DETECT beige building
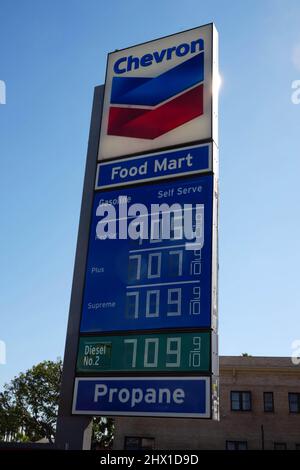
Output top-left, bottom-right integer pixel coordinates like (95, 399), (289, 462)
(113, 356), (300, 450)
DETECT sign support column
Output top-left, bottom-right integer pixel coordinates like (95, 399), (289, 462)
(55, 86), (104, 450)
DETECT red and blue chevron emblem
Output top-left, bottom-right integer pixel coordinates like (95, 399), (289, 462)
(107, 53), (204, 140)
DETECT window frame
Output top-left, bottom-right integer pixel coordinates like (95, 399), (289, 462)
(124, 436), (155, 450)
(288, 393), (300, 414)
(263, 391), (274, 413)
(274, 442), (287, 450)
(226, 440), (248, 450)
(230, 391), (252, 412)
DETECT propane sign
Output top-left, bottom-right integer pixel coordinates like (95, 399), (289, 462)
(73, 377), (211, 417)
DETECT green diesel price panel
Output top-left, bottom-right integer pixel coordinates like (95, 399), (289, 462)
(77, 331), (210, 373)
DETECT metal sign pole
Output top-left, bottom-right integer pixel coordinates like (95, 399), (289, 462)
(55, 85), (104, 450)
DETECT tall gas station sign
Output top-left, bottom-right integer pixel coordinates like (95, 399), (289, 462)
(57, 23), (219, 445)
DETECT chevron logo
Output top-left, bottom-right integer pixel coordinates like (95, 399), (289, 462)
(107, 52), (204, 140)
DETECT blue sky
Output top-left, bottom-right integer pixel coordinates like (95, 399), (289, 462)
(0, 0), (300, 388)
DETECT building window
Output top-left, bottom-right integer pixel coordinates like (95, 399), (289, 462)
(124, 436), (155, 450)
(289, 393), (300, 413)
(231, 391), (252, 411)
(295, 444), (300, 450)
(274, 442), (287, 450)
(226, 441), (248, 450)
(264, 392), (274, 412)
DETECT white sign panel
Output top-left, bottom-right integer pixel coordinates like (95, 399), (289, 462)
(98, 23), (218, 161)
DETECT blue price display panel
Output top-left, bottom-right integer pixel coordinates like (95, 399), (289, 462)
(80, 175), (213, 333)
(72, 377), (210, 417)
